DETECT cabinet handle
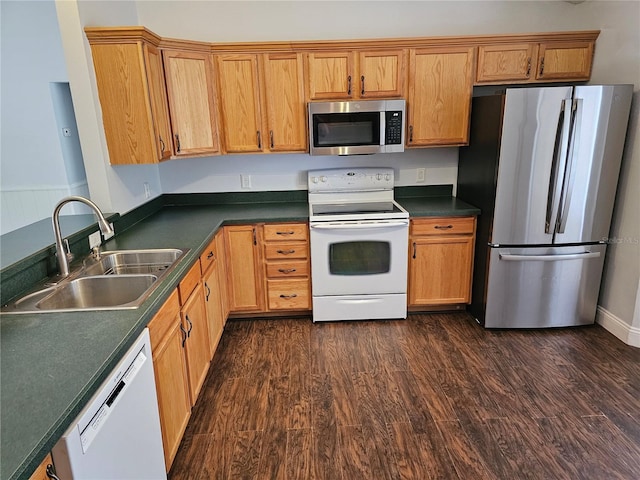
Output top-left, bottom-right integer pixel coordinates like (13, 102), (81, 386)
(270, 130), (274, 149)
(252, 227), (257, 245)
(207, 251), (215, 259)
(159, 136), (166, 152)
(526, 57), (532, 77)
(409, 125), (413, 143)
(361, 75), (365, 96)
(46, 465), (61, 480)
(205, 281), (211, 301)
(347, 75), (352, 95)
(276, 231), (295, 235)
(180, 323), (188, 347)
(434, 225), (454, 230)
(412, 242), (417, 259)
(185, 315), (193, 337)
(277, 249), (296, 255)
(278, 268), (297, 274)
(280, 293), (298, 299)
(539, 57), (545, 76)
(257, 131), (262, 149)
(175, 133), (181, 152)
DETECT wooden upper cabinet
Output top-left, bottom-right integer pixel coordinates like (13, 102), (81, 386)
(216, 54), (263, 153)
(306, 51), (355, 100)
(407, 47), (474, 147)
(163, 50), (220, 156)
(87, 33), (171, 164)
(261, 53), (307, 152)
(358, 50), (405, 98)
(536, 41), (593, 81)
(476, 40), (595, 84)
(476, 43), (538, 83)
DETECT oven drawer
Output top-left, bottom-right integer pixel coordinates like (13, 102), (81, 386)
(265, 260), (310, 278)
(263, 223), (308, 241)
(267, 279), (311, 310)
(264, 241), (309, 260)
(411, 216), (475, 236)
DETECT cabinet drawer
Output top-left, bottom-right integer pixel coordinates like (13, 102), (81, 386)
(148, 289), (181, 350)
(199, 236), (218, 274)
(411, 216), (475, 236)
(264, 241), (308, 260)
(267, 279), (311, 310)
(265, 260), (309, 278)
(263, 223), (308, 241)
(178, 262), (201, 304)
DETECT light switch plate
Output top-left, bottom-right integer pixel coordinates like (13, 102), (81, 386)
(88, 231), (102, 249)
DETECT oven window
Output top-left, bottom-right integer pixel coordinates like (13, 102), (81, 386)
(329, 241), (390, 275)
(313, 113), (380, 147)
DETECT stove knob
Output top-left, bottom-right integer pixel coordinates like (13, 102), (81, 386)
(311, 176), (319, 184)
(320, 176), (327, 183)
(385, 174), (391, 181)
(376, 174), (382, 180)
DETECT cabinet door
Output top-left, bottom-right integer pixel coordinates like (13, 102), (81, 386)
(358, 50), (405, 98)
(163, 50), (220, 156)
(476, 43), (538, 84)
(144, 44), (173, 160)
(181, 284), (211, 402)
(216, 54), (263, 153)
(536, 41), (593, 81)
(261, 53), (307, 152)
(409, 236), (474, 305)
(408, 47), (473, 146)
(148, 290), (191, 472)
(224, 225), (264, 312)
(202, 261), (224, 356)
(306, 51), (355, 100)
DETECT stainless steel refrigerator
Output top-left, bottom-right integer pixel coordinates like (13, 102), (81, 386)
(458, 85), (633, 328)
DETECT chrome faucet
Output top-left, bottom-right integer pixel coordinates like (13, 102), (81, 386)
(52, 196), (114, 277)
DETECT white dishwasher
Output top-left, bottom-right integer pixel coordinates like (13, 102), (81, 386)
(51, 328), (166, 479)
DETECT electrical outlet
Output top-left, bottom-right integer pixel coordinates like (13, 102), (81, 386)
(241, 174), (251, 189)
(88, 231), (102, 249)
(144, 182), (151, 199)
(416, 168), (426, 182)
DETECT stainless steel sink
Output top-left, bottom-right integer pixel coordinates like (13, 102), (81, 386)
(2, 248), (189, 314)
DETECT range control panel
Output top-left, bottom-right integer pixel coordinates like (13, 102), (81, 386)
(308, 167), (395, 193)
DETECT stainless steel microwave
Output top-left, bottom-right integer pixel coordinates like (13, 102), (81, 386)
(308, 99), (406, 156)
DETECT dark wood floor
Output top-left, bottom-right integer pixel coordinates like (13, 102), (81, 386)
(168, 313), (640, 480)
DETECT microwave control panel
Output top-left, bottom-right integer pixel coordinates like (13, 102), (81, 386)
(385, 111), (403, 145)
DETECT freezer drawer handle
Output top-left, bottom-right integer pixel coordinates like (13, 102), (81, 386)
(499, 251), (601, 262)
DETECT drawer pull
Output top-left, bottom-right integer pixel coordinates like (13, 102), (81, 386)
(279, 294), (298, 299)
(434, 225), (454, 230)
(276, 231), (295, 235)
(278, 268), (297, 274)
(207, 251), (215, 259)
(277, 249), (296, 255)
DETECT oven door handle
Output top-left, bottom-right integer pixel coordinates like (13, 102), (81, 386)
(310, 220), (409, 230)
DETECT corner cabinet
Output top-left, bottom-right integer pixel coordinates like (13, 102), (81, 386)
(163, 49), (221, 156)
(86, 28), (172, 164)
(407, 47), (474, 147)
(408, 216), (476, 307)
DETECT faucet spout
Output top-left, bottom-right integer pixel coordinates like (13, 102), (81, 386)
(52, 196), (114, 277)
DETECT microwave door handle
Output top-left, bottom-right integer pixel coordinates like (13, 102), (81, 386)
(380, 112), (385, 146)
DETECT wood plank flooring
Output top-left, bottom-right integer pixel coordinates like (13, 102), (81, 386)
(168, 313), (640, 479)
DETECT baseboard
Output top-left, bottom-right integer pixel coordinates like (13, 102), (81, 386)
(596, 306), (640, 348)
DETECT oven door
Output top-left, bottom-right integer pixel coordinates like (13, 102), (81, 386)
(310, 219), (409, 296)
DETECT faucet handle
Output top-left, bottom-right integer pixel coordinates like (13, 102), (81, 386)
(63, 238), (75, 263)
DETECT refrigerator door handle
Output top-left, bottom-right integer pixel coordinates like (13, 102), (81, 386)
(499, 251), (601, 262)
(556, 98), (582, 234)
(545, 99), (572, 234)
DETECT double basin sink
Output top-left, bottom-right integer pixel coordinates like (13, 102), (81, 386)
(3, 248), (188, 314)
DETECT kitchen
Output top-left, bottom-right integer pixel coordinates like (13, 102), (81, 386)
(1, 1), (639, 479)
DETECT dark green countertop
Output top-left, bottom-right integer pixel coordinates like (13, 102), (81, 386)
(0, 190), (478, 480)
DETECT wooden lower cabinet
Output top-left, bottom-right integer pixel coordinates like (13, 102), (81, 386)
(180, 281), (211, 401)
(408, 216), (476, 307)
(224, 225), (264, 312)
(200, 233), (225, 356)
(148, 289), (191, 472)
